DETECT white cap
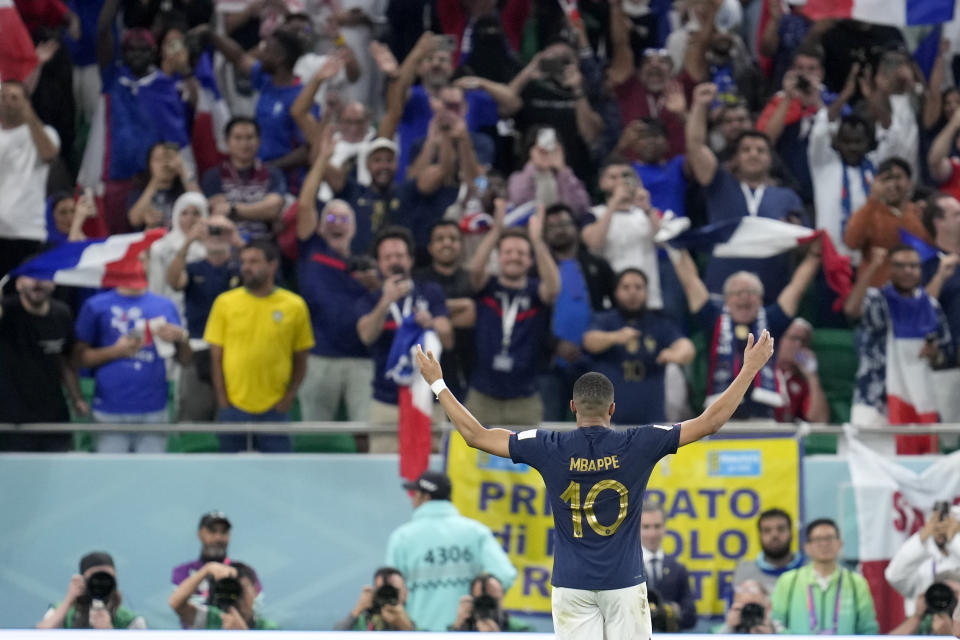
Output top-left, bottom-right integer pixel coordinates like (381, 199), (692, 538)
(367, 137), (398, 155)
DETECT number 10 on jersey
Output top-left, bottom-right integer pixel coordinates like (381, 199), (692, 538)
(560, 479), (629, 537)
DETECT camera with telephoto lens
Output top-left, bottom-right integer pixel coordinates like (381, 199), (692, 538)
(85, 571), (117, 601)
(370, 583), (399, 615)
(924, 582), (958, 615)
(471, 594), (500, 622)
(734, 602), (767, 633)
(208, 225), (224, 236)
(208, 577), (243, 612)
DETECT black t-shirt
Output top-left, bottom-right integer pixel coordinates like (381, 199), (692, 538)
(0, 296), (75, 422)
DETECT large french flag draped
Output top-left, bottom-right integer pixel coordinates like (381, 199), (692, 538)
(8, 229), (165, 288)
(846, 429), (960, 632)
(663, 216), (853, 309)
(0, 0), (37, 82)
(385, 316), (442, 483)
(803, 0), (956, 25)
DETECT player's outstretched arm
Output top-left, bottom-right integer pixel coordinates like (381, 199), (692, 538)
(678, 331), (775, 447)
(415, 346), (512, 458)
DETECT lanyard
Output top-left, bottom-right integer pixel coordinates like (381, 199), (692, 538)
(740, 183), (766, 217)
(388, 296), (413, 326)
(840, 163), (873, 233)
(807, 571), (843, 634)
(496, 291), (524, 353)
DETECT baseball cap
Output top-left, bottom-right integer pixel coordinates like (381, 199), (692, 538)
(367, 137), (398, 156)
(402, 471), (452, 500)
(79, 551), (115, 574)
(198, 511), (232, 530)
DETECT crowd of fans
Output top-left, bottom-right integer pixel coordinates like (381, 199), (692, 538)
(2, 2), (960, 450)
(33, 477), (960, 633)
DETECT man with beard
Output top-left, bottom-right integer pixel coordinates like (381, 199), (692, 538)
(732, 508), (805, 595)
(204, 241), (314, 452)
(414, 221), (476, 401)
(465, 201), (560, 426)
(170, 512), (262, 610)
(886, 505), (960, 617)
(0, 275), (87, 451)
(539, 204), (615, 421)
(583, 269), (693, 425)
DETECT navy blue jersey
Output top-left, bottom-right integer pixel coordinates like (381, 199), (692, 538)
(508, 424), (681, 590)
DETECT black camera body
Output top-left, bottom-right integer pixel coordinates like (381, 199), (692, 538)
(795, 75), (811, 93)
(924, 582), (958, 615)
(208, 577), (243, 612)
(734, 602), (767, 633)
(85, 571), (117, 601)
(371, 583), (399, 615)
(471, 594), (500, 621)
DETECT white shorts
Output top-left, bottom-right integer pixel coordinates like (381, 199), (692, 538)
(552, 582), (652, 640)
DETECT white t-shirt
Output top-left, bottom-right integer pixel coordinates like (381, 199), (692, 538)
(0, 123), (60, 241)
(590, 204), (663, 309)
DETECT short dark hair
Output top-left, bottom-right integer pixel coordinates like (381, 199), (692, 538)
(793, 42), (825, 65)
(572, 372), (615, 416)
(429, 219), (461, 240)
(373, 225), (415, 259)
(373, 566), (403, 585)
(637, 117), (668, 138)
(804, 518), (840, 541)
(544, 202), (575, 220)
(497, 226), (534, 250)
(877, 156), (912, 179)
(888, 243), (919, 262)
(229, 562), (259, 588)
(616, 268), (648, 288)
(242, 239), (279, 263)
(270, 29), (305, 69)
(837, 114), (875, 148)
(600, 153), (631, 173)
(923, 192), (957, 238)
(733, 130), (771, 154)
(758, 508), (792, 530)
(470, 573), (502, 593)
(225, 116), (259, 138)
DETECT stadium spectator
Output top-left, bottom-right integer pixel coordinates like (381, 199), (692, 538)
(624, 118), (688, 221)
(385, 471), (517, 632)
(200, 117), (287, 242)
(379, 31), (517, 180)
(204, 240), (314, 452)
(450, 574), (534, 632)
(75, 271), (191, 453)
(732, 508), (805, 595)
(686, 82), (805, 305)
(201, 25), (310, 184)
(583, 268), (694, 426)
(713, 101), (755, 162)
(467, 202), (560, 426)
(540, 203), (616, 420)
(128, 142), (201, 230)
(860, 48), (921, 179)
(356, 226), (452, 452)
(582, 157), (662, 310)
(507, 126), (591, 219)
(78, 0), (192, 235)
(928, 107), (960, 205)
(758, 0), (813, 89)
(45, 191), (99, 246)
(0, 275), (86, 452)
(844, 158), (931, 288)
(414, 220), (476, 402)
(334, 567), (415, 631)
(774, 319), (830, 423)
(844, 245), (953, 452)
(670, 242), (820, 419)
(147, 193), (211, 310)
(166, 213), (242, 422)
(716, 579), (778, 634)
(888, 573), (960, 636)
(170, 561), (277, 630)
(0, 80), (60, 277)
(37, 552), (146, 629)
(171, 512), (247, 603)
(923, 193), (960, 354)
(886, 505), (960, 617)
(771, 518), (878, 634)
(295, 143), (374, 431)
(640, 500), (697, 630)
(509, 37), (604, 183)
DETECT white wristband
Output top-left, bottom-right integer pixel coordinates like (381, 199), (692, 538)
(430, 379), (448, 398)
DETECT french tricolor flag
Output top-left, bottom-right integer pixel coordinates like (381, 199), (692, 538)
(661, 216), (853, 309)
(8, 229), (166, 288)
(386, 317), (442, 483)
(803, 0), (956, 25)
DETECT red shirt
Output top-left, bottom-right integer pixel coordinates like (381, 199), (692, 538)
(614, 73), (694, 159)
(775, 367), (810, 422)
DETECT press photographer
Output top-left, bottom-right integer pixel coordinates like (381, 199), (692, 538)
(450, 574), (532, 632)
(717, 579), (778, 634)
(890, 575), (960, 636)
(169, 561), (277, 629)
(334, 567), (415, 631)
(36, 551), (146, 629)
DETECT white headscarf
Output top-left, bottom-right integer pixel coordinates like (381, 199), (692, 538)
(147, 192), (209, 303)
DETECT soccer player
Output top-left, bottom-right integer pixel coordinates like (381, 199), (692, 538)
(414, 330), (775, 639)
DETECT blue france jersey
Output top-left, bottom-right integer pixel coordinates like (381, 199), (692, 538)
(508, 424), (680, 590)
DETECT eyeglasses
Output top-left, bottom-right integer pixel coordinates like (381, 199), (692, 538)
(325, 214), (351, 224)
(808, 535), (838, 544)
(890, 262), (921, 269)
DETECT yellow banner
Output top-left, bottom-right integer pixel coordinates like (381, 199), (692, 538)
(446, 432), (800, 615)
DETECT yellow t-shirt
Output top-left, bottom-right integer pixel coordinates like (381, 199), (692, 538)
(204, 287), (315, 413)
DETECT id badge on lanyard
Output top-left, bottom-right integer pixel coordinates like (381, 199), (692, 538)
(740, 183), (766, 217)
(493, 291), (524, 372)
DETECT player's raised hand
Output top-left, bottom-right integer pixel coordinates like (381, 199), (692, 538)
(416, 345), (443, 384)
(743, 330), (774, 374)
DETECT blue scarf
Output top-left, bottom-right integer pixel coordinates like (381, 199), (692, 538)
(840, 160), (874, 234)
